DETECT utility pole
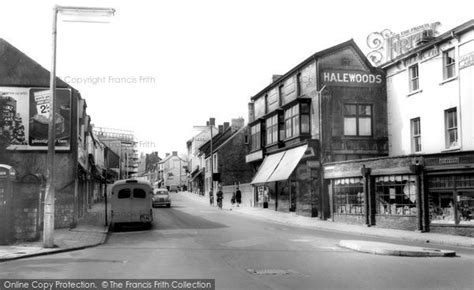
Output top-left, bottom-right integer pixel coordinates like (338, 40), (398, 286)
(209, 118), (214, 202)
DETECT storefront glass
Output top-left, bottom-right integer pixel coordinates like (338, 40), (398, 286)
(375, 175), (417, 216)
(428, 175), (474, 225)
(333, 178), (364, 215)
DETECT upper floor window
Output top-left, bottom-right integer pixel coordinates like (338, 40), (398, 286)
(284, 102), (310, 139)
(344, 104), (372, 136)
(443, 48), (456, 80)
(250, 124), (261, 151)
(266, 115), (278, 145)
(409, 64), (419, 92)
(445, 108), (458, 148)
(410, 117), (421, 153)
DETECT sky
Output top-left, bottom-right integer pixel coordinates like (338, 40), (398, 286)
(0, 0), (472, 157)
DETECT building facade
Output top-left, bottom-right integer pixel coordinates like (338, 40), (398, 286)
(323, 20), (474, 236)
(246, 39), (388, 218)
(159, 151), (186, 190)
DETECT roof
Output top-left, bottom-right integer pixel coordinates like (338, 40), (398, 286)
(251, 39), (376, 101)
(198, 126), (234, 157)
(382, 19), (474, 68)
(0, 38), (72, 89)
(111, 179), (153, 187)
(213, 125), (248, 152)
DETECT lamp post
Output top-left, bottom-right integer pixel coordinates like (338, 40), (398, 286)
(44, 5), (115, 248)
(209, 118), (214, 203)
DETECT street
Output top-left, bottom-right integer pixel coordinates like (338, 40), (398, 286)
(1, 192), (474, 290)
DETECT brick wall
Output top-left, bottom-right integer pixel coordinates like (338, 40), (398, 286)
(430, 226), (474, 237)
(375, 215), (418, 231)
(333, 214), (365, 225)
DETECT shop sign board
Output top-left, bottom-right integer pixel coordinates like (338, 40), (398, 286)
(0, 87), (71, 151)
(322, 70), (383, 87)
(459, 51), (474, 70)
(366, 22), (441, 65)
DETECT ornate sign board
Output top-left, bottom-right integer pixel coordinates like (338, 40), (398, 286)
(366, 22), (442, 66)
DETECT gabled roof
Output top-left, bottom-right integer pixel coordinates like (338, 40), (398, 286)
(214, 125), (248, 152)
(251, 39), (376, 101)
(0, 38), (71, 88)
(382, 19), (474, 68)
(198, 127), (234, 157)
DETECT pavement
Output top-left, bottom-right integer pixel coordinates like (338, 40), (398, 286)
(1, 191), (473, 261)
(0, 201), (109, 262)
(180, 191), (474, 256)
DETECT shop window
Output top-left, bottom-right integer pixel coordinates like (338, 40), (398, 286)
(333, 178), (364, 215)
(375, 175), (417, 216)
(409, 64), (419, 92)
(410, 117), (422, 153)
(250, 123), (261, 151)
(443, 48), (456, 80)
(445, 108), (458, 148)
(344, 104), (372, 136)
(265, 115), (278, 145)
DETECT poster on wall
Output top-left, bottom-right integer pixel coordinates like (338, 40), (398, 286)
(0, 87), (71, 151)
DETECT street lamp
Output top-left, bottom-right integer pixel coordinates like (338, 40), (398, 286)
(44, 5), (115, 248)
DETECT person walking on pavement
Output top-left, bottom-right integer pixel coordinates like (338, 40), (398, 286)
(216, 186), (223, 210)
(209, 190), (214, 206)
(235, 186), (242, 207)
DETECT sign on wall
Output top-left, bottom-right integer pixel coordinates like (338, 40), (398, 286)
(0, 87), (71, 151)
(321, 70), (383, 86)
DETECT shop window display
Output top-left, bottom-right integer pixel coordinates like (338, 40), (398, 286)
(375, 175), (417, 216)
(333, 178), (364, 215)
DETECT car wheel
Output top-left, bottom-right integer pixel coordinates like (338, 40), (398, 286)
(167, 204), (171, 208)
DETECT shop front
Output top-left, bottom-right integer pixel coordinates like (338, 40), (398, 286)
(250, 143), (319, 217)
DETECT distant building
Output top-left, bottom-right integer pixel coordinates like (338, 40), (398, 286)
(159, 151), (186, 190)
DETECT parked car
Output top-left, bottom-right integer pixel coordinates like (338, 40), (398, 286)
(153, 188), (171, 208)
(110, 179), (153, 229)
(168, 185), (179, 193)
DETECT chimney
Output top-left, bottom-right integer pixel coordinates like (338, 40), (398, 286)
(231, 117), (245, 131)
(218, 125), (223, 134)
(172, 151), (177, 156)
(272, 74), (283, 83)
(206, 121), (209, 126)
(166, 153), (170, 157)
(209, 118), (215, 126)
(223, 122), (230, 131)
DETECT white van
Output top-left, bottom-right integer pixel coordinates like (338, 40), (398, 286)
(110, 179), (153, 229)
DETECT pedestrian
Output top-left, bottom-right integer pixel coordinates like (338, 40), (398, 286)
(209, 191), (214, 206)
(216, 186), (223, 210)
(231, 191), (236, 209)
(235, 186), (242, 207)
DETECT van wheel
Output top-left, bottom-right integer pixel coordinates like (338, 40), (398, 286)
(112, 223), (121, 232)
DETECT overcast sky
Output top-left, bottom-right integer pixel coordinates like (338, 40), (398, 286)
(1, 0), (472, 157)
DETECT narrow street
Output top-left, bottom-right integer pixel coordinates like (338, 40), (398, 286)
(2, 192), (474, 289)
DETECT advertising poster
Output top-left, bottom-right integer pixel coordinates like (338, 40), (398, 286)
(0, 87), (71, 151)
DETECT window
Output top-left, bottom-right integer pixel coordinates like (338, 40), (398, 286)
(443, 48), (456, 80)
(375, 175), (417, 216)
(244, 134), (249, 144)
(300, 103), (310, 133)
(118, 188), (131, 199)
(266, 88), (279, 112)
(266, 115), (278, 145)
(409, 64), (419, 92)
(333, 178), (364, 215)
(411, 118), (421, 153)
(445, 108), (458, 148)
(133, 188), (147, 198)
(213, 153), (218, 173)
(285, 104), (300, 139)
(344, 104), (372, 136)
(250, 124), (261, 151)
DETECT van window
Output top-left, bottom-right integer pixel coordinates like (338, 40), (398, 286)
(133, 188), (147, 198)
(118, 188), (131, 199)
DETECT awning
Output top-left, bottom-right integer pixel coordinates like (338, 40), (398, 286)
(266, 145), (307, 183)
(250, 144), (308, 184)
(250, 151), (285, 184)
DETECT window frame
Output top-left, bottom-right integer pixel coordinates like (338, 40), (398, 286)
(265, 114), (279, 146)
(250, 123), (261, 151)
(408, 64), (419, 92)
(375, 175), (417, 216)
(343, 103), (373, 137)
(443, 48), (456, 80)
(410, 117), (422, 153)
(445, 108), (458, 149)
(284, 102), (310, 140)
(333, 178), (365, 215)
